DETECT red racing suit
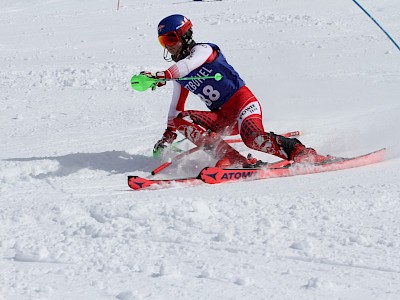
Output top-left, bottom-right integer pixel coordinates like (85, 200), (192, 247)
(163, 43), (300, 163)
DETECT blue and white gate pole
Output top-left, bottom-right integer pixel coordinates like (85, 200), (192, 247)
(352, 0), (400, 52)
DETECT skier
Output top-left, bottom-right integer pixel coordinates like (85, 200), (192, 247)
(141, 14), (326, 168)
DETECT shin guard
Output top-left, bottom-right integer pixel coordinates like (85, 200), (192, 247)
(240, 118), (302, 160)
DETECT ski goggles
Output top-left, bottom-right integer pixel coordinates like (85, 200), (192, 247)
(158, 32), (180, 48)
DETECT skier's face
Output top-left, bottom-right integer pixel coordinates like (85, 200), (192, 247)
(166, 41), (182, 56)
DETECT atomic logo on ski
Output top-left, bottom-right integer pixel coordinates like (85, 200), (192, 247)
(204, 172), (218, 180)
(200, 167), (260, 184)
(221, 171), (257, 180)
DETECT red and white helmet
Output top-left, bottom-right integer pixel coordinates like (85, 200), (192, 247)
(157, 14), (193, 48)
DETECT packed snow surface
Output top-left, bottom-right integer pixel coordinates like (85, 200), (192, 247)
(1, 0), (400, 299)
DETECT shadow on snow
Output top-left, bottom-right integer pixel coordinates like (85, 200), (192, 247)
(5, 151), (158, 178)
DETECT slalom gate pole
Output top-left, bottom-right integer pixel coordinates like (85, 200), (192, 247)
(150, 130), (302, 175)
(351, 0), (400, 52)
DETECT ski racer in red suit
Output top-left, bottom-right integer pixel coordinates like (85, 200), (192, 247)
(141, 14), (326, 167)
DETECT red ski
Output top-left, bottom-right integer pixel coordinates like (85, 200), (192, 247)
(199, 148), (386, 184)
(128, 148), (385, 190)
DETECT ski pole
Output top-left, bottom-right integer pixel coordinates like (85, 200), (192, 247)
(130, 73), (223, 92)
(221, 130), (302, 144)
(151, 138), (247, 175)
(151, 130), (302, 175)
(151, 146), (201, 175)
(351, 0), (400, 52)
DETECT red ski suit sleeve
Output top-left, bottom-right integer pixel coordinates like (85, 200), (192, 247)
(164, 44), (217, 130)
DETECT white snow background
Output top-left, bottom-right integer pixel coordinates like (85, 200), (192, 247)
(1, 0), (400, 299)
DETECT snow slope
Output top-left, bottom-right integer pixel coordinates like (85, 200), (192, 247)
(1, 0), (400, 299)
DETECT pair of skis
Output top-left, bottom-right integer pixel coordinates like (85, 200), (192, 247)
(128, 149), (385, 190)
(127, 131), (386, 191)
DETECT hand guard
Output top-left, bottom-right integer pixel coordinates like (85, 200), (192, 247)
(139, 71), (167, 91)
(153, 128), (177, 157)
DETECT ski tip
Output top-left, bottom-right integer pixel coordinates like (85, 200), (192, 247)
(374, 148), (387, 161)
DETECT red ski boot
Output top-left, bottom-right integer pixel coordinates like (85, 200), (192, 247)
(215, 155), (248, 168)
(290, 144), (328, 164)
(216, 153), (267, 169)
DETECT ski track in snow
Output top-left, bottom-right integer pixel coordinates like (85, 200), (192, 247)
(1, 0), (400, 299)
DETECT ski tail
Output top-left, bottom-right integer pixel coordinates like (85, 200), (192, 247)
(128, 175), (201, 190)
(128, 176), (159, 190)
